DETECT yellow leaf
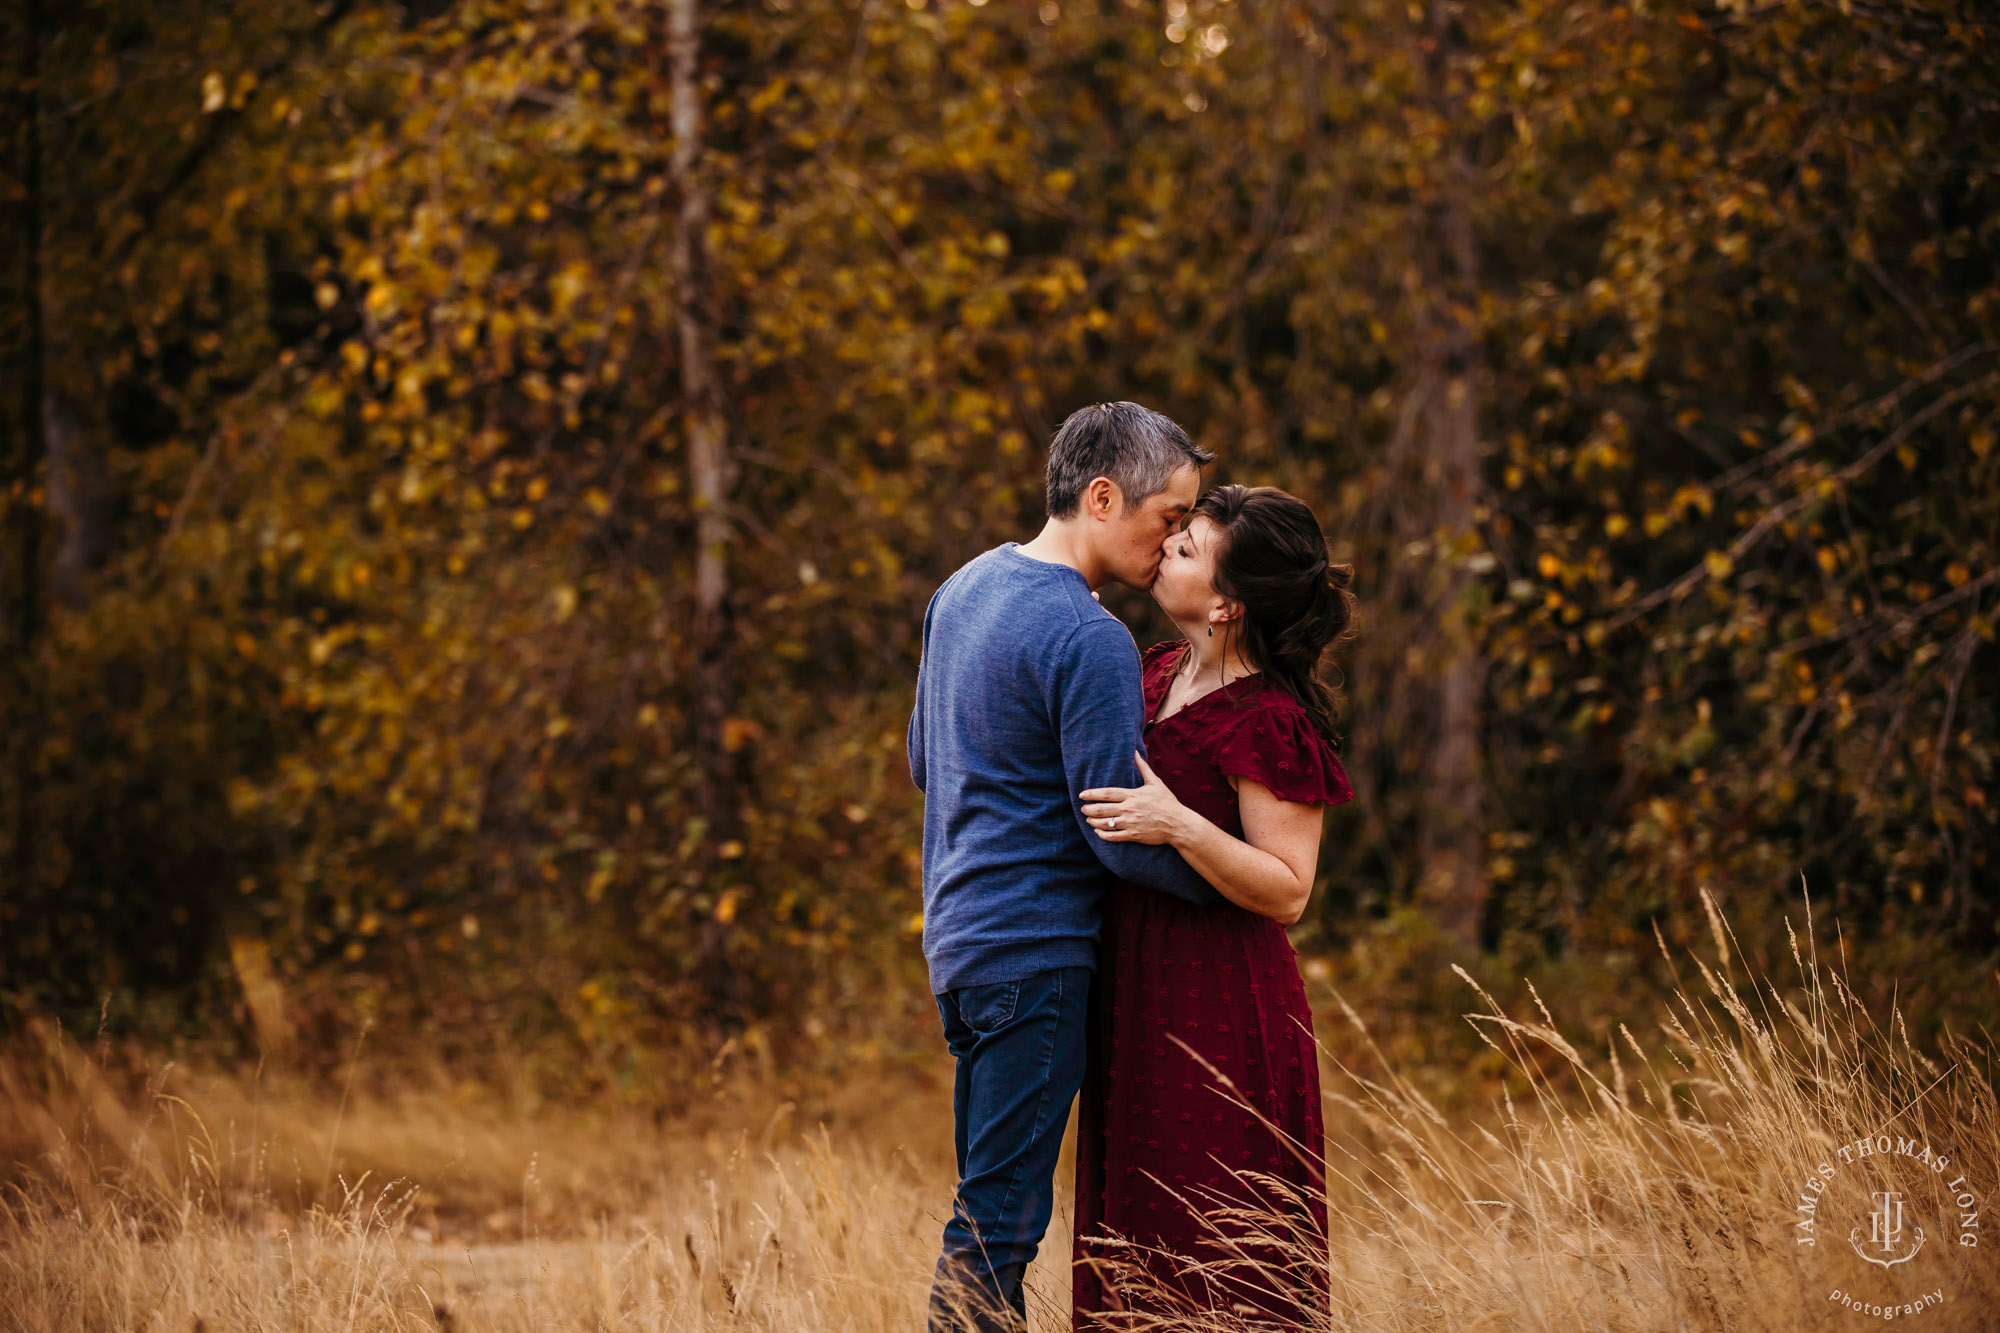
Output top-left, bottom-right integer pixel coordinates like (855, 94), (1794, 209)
(1671, 483), (1714, 517)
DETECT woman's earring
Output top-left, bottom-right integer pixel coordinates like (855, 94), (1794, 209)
(1207, 623), (1213, 637)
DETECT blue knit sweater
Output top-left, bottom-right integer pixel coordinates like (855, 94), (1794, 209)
(907, 543), (1222, 994)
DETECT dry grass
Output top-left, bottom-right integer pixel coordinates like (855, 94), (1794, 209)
(4, 890), (1997, 1331)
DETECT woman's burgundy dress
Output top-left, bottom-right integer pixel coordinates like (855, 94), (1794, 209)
(1073, 639), (1353, 1329)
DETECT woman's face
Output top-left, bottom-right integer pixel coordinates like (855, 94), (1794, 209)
(1152, 513), (1227, 628)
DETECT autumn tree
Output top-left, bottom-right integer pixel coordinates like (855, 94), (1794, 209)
(3, 0), (1993, 1067)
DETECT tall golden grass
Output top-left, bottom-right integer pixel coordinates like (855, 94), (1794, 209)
(3, 890), (1995, 1331)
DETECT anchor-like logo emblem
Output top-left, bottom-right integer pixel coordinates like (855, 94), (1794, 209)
(1849, 1189), (1926, 1268)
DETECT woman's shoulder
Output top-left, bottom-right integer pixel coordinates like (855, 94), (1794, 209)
(1215, 682), (1323, 746)
(1243, 676), (1316, 721)
(1214, 682), (1353, 806)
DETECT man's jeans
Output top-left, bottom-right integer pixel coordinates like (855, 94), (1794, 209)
(927, 964), (1091, 1333)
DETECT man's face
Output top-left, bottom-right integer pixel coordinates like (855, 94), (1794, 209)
(1092, 464), (1202, 591)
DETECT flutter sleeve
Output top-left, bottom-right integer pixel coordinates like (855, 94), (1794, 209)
(1212, 697), (1356, 808)
(1138, 638), (1186, 713)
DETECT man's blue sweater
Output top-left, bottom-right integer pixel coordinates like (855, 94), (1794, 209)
(907, 543), (1223, 994)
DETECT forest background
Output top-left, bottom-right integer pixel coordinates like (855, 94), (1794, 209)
(2, 0), (1996, 1106)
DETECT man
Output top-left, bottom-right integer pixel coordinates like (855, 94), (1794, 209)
(908, 401), (1224, 1333)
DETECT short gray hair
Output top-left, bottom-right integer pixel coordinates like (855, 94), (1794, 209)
(1044, 402), (1213, 518)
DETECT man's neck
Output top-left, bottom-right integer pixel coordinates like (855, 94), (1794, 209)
(1014, 519), (1106, 589)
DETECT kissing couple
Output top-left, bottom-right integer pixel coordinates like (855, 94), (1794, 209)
(908, 402), (1358, 1331)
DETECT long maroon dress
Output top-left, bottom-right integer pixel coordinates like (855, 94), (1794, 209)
(1073, 639), (1353, 1329)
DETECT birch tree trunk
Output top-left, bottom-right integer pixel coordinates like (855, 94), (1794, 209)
(669, 0), (739, 852)
(668, 0), (750, 1024)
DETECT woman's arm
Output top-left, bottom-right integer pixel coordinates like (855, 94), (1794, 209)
(1081, 754), (1323, 924)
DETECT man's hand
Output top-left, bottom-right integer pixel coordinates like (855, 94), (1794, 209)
(1080, 752), (1189, 846)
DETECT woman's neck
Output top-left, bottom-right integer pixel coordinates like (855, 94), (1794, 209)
(1175, 619), (1254, 691)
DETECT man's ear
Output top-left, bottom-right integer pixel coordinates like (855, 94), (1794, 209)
(1082, 475), (1120, 520)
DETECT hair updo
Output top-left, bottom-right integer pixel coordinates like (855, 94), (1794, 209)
(1191, 484), (1359, 740)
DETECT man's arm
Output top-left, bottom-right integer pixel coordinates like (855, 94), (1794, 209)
(1054, 621), (1224, 905)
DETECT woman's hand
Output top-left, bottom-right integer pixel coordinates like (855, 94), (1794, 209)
(1081, 752), (1190, 846)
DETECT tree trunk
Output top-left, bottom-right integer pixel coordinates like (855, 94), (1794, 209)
(10, 0), (48, 896)
(670, 0), (737, 847)
(46, 393), (108, 609)
(1407, 0), (1486, 947)
(669, 0), (746, 1019)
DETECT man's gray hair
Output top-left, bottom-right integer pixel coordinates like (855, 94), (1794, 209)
(1044, 402), (1213, 518)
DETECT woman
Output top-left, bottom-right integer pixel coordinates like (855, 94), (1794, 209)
(1071, 484), (1357, 1328)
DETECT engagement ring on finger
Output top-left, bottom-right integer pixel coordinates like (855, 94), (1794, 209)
(1108, 818), (1118, 830)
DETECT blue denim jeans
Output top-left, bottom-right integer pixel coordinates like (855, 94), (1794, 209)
(927, 964), (1092, 1333)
